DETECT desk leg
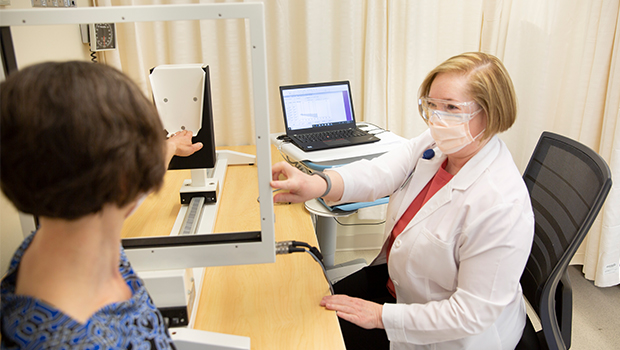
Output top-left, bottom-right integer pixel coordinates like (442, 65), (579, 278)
(315, 216), (337, 268)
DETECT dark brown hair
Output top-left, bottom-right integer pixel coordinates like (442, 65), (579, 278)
(1, 61), (166, 220)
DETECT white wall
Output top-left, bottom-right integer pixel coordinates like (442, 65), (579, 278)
(0, 0), (93, 273)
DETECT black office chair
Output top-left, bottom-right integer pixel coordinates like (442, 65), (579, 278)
(516, 132), (612, 350)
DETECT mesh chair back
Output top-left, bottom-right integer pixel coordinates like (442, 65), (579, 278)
(521, 132), (612, 313)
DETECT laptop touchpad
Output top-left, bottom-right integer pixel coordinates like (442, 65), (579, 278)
(324, 139), (351, 146)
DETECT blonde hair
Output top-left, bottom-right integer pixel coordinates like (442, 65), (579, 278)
(418, 52), (517, 140)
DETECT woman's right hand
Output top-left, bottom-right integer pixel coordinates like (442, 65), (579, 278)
(270, 162), (328, 203)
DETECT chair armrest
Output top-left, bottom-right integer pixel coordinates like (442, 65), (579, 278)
(558, 270), (573, 349)
(539, 268), (572, 350)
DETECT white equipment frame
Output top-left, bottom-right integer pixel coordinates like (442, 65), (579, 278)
(1, 4), (274, 349)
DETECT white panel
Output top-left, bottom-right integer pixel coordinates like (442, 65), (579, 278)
(150, 64), (205, 136)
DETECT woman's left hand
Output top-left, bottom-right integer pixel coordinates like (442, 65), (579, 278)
(320, 294), (384, 329)
(166, 130), (203, 163)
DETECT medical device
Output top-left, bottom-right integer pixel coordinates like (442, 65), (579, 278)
(0, 4), (272, 349)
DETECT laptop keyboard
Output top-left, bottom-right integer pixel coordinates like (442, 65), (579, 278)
(295, 128), (368, 143)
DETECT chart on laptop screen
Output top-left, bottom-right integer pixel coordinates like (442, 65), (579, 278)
(283, 84), (354, 130)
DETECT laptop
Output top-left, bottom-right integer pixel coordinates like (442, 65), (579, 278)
(279, 81), (380, 152)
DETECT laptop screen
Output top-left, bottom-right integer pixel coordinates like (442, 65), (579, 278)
(280, 81), (356, 132)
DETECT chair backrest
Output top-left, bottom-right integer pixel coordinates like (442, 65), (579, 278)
(520, 131), (612, 347)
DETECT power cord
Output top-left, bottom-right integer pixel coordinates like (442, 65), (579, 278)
(359, 121), (390, 134)
(277, 142), (309, 173)
(276, 240), (334, 295)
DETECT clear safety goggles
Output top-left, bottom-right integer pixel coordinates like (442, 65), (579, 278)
(418, 97), (482, 124)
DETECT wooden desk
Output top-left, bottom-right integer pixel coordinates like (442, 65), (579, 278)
(121, 145), (345, 350)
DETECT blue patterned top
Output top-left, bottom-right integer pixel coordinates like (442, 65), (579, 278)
(1, 233), (176, 349)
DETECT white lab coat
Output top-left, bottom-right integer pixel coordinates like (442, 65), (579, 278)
(332, 129), (534, 350)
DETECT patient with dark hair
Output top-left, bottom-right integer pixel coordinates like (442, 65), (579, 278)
(0, 61), (202, 349)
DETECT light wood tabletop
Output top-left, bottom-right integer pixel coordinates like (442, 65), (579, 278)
(121, 145), (345, 350)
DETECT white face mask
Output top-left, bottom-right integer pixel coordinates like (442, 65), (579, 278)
(429, 113), (484, 154)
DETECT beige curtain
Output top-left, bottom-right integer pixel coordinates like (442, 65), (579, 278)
(479, 0), (620, 287)
(98, 0), (619, 287)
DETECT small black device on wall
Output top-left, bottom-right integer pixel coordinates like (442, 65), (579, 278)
(89, 23), (116, 51)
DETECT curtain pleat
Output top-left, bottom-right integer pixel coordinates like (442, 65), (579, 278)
(582, 1), (620, 287)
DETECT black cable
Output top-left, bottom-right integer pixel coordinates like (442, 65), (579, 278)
(304, 249), (334, 295)
(276, 240), (333, 295)
(277, 143), (309, 173)
(359, 121), (390, 134)
(90, 51), (98, 63)
(288, 240), (323, 261)
(370, 129), (389, 136)
(276, 134), (292, 143)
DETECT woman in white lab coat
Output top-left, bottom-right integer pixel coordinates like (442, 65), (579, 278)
(271, 52), (534, 350)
